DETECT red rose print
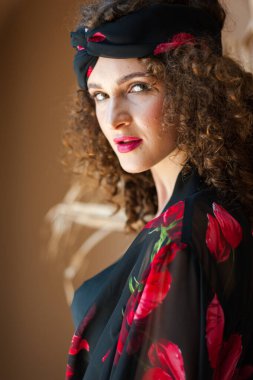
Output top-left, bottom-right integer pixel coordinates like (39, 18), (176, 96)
(65, 364), (74, 379)
(126, 291), (142, 326)
(142, 367), (173, 379)
(206, 213), (231, 262)
(151, 242), (186, 272)
(127, 243), (185, 356)
(232, 365), (253, 380)
(135, 241), (184, 322)
(116, 318), (129, 358)
(77, 45), (85, 51)
(154, 42), (174, 55)
(76, 304), (96, 334)
(65, 304), (96, 377)
(171, 33), (195, 44)
(127, 325), (146, 355)
(206, 294), (243, 379)
(214, 334), (242, 380)
(212, 203), (243, 249)
(154, 33), (195, 55)
(114, 201), (185, 365)
(102, 348), (112, 363)
(206, 294), (225, 369)
(114, 290), (145, 363)
(115, 246), (176, 363)
(114, 288), (144, 364)
(142, 339), (186, 380)
(88, 32), (106, 42)
(134, 269), (172, 320)
(69, 335), (90, 355)
(114, 290), (145, 365)
(206, 202), (242, 263)
(87, 66), (93, 78)
(144, 201), (184, 230)
(162, 204), (184, 227)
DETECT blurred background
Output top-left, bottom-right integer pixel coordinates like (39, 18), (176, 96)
(0, 0), (252, 379)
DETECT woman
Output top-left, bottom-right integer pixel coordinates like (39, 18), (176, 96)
(65, 1), (253, 379)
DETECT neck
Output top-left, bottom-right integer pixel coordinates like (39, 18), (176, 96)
(151, 148), (188, 217)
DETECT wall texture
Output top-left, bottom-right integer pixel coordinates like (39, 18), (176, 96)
(0, 1), (252, 379)
(0, 1), (81, 379)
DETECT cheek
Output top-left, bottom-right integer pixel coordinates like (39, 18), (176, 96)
(95, 109), (107, 136)
(141, 98), (164, 127)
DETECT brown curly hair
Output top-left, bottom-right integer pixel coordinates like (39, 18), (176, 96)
(63, 0), (253, 233)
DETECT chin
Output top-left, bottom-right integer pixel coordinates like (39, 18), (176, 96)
(120, 162), (150, 174)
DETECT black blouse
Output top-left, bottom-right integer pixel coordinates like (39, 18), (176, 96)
(65, 167), (253, 380)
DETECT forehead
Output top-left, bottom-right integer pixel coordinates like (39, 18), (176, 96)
(87, 57), (149, 89)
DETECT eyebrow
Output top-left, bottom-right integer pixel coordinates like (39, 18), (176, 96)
(87, 71), (151, 90)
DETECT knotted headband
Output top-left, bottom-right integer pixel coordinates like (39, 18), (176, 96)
(70, 4), (222, 90)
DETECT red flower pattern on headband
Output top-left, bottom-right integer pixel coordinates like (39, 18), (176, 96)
(87, 66), (93, 78)
(77, 45), (86, 51)
(154, 32), (195, 55)
(88, 32), (106, 43)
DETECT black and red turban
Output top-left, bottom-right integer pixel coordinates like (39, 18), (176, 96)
(70, 4), (222, 90)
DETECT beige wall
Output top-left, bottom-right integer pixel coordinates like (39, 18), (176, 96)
(0, 1), (81, 379)
(0, 1), (251, 379)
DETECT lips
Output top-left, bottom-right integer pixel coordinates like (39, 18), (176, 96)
(113, 136), (142, 143)
(113, 136), (143, 153)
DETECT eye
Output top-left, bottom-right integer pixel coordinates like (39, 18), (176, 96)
(89, 91), (108, 102)
(130, 82), (152, 93)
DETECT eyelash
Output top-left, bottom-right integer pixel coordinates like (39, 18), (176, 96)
(90, 82), (153, 102)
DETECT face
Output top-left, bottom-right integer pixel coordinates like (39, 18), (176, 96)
(87, 57), (178, 173)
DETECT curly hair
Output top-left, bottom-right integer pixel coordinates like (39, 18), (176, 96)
(63, 0), (253, 233)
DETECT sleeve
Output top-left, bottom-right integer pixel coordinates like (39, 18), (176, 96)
(187, 197), (253, 379)
(110, 198), (253, 380)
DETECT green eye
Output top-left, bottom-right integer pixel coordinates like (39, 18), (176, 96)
(94, 92), (106, 101)
(131, 83), (151, 92)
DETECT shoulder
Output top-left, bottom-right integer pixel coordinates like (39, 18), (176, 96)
(182, 187), (251, 248)
(180, 187), (253, 296)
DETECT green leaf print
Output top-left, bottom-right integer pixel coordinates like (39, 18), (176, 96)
(129, 276), (135, 294)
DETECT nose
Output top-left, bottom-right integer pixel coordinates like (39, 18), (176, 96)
(106, 96), (132, 129)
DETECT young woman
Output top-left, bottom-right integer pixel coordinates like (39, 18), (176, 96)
(64, 1), (253, 379)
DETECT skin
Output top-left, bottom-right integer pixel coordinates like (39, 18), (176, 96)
(87, 57), (188, 216)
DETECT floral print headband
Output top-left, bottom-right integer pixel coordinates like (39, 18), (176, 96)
(70, 4), (222, 90)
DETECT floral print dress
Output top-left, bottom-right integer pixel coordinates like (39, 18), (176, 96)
(65, 167), (253, 380)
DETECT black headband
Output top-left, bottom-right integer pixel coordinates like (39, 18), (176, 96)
(70, 4), (222, 90)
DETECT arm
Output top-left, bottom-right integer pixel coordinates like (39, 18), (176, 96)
(121, 198), (253, 379)
(114, 200), (209, 379)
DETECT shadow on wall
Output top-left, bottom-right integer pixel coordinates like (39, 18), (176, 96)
(222, 0), (253, 72)
(0, 1), (252, 380)
(0, 1), (83, 379)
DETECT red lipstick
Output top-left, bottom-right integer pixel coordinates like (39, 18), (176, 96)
(113, 136), (143, 153)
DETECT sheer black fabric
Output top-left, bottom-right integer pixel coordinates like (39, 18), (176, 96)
(66, 167), (253, 380)
(70, 4), (222, 90)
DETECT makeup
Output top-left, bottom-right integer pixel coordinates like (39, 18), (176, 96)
(113, 136), (143, 153)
